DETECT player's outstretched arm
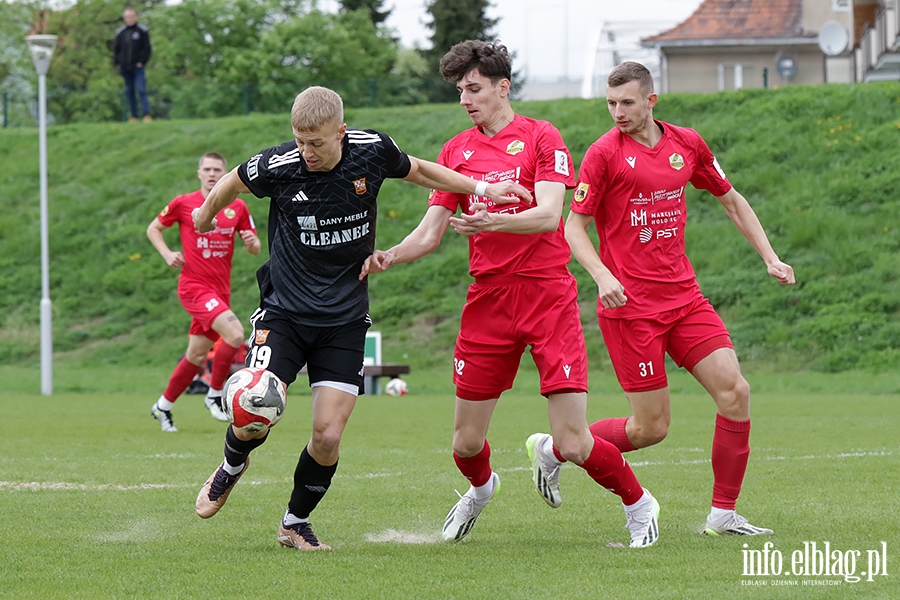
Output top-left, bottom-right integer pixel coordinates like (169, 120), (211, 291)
(360, 205), (452, 280)
(193, 168), (251, 233)
(716, 188), (796, 285)
(565, 211), (627, 309)
(449, 180), (564, 236)
(403, 156), (533, 205)
(147, 217), (184, 268)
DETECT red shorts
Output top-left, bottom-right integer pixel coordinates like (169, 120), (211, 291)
(178, 284), (231, 340)
(454, 276), (588, 400)
(598, 296), (732, 393)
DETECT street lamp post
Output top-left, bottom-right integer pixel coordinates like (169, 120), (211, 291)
(25, 34), (58, 396)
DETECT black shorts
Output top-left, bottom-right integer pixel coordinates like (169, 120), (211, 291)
(246, 307), (371, 392)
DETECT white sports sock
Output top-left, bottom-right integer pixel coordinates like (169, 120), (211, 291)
(624, 488), (652, 510)
(471, 474), (496, 500)
(708, 507), (735, 524)
(221, 461), (245, 476)
(540, 436), (561, 464)
(156, 396), (174, 411)
(282, 510), (308, 526)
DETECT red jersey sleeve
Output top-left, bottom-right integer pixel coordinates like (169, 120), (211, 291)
(687, 129), (732, 197)
(570, 140), (612, 216)
(428, 142), (465, 213)
(534, 122), (575, 188)
(156, 195), (183, 228)
(232, 199), (257, 235)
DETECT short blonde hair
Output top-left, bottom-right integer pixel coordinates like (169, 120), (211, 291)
(291, 86), (344, 132)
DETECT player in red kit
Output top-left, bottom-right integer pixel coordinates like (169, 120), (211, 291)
(556, 61), (795, 535)
(361, 41), (660, 548)
(147, 152), (261, 432)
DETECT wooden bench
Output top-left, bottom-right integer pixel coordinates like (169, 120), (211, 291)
(298, 363), (410, 395)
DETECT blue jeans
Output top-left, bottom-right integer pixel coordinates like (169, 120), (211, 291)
(120, 66), (150, 118)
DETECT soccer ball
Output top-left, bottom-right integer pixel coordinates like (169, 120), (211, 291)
(223, 367), (287, 433)
(384, 377), (408, 397)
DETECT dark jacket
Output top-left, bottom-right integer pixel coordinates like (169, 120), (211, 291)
(114, 23), (152, 68)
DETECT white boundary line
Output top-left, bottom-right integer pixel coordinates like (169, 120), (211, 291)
(0, 450), (894, 492)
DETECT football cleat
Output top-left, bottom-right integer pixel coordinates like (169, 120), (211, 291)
(204, 395), (230, 422)
(625, 488), (660, 548)
(442, 472), (500, 542)
(150, 402), (177, 433)
(278, 521), (332, 551)
(195, 458), (249, 518)
(525, 433), (562, 508)
(705, 511), (773, 536)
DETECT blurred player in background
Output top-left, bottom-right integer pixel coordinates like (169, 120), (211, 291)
(147, 152), (261, 432)
(191, 86), (532, 551)
(561, 61), (795, 536)
(361, 41), (660, 548)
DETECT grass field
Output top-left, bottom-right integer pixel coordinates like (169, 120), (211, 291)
(1, 365), (898, 599)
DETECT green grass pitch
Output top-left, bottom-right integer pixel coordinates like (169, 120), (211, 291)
(1, 365), (897, 599)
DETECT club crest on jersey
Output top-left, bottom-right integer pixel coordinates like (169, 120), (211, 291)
(254, 329), (270, 344)
(223, 208), (236, 219)
(669, 153), (685, 170)
(353, 178), (367, 195)
(506, 140), (525, 155)
(462, 150), (475, 160)
(573, 182), (589, 203)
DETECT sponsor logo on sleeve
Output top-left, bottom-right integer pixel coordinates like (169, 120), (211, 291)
(554, 150), (570, 176)
(223, 208), (236, 219)
(353, 178), (367, 195)
(506, 140), (525, 155)
(160, 205), (170, 217)
(573, 182), (590, 203)
(668, 153), (685, 170)
(247, 153), (262, 180)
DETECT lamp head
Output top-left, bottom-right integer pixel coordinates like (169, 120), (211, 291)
(25, 35), (59, 76)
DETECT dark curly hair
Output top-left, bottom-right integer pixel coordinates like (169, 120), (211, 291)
(439, 40), (512, 84)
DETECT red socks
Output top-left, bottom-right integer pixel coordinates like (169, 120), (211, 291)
(163, 356), (202, 402)
(578, 436), (643, 506)
(210, 341), (241, 390)
(711, 414), (751, 510)
(453, 440), (492, 488)
(589, 417), (636, 452)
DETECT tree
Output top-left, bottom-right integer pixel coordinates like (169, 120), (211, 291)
(254, 9), (398, 110)
(339, 0), (390, 27)
(421, 0), (497, 102)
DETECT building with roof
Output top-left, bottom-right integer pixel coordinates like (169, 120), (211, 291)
(641, 0), (899, 92)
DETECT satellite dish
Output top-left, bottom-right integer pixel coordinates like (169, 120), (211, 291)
(818, 21), (849, 56)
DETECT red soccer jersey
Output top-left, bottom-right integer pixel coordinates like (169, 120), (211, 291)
(571, 120), (733, 318)
(156, 190), (256, 294)
(429, 114), (575, 280)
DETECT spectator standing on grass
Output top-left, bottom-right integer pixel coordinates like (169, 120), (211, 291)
(550, 61), (795, 536)
(147, 152), (261, 432)
(191, 85), (532, 551)
(113, 7), (152, 123)
(361, 41), (661, 548)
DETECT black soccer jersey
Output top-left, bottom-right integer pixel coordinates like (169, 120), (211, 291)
(237, 129), (412, 326)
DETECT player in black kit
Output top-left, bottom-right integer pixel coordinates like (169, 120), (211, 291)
(192, 86), (532, 550)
